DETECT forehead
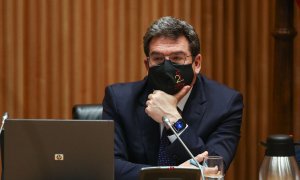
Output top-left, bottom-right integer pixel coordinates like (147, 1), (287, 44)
(149, 36), (190, 54)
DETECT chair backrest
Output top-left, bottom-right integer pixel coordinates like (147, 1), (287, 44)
(72, 104), (103, 120)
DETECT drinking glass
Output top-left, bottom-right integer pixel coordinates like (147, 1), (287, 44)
(203, 156), (224, 180)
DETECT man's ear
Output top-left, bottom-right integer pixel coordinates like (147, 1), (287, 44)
(193, 54), (202, 74)
(144, 58), (150, 71)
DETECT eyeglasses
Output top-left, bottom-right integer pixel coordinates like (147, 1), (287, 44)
(147, 53), (192, 66)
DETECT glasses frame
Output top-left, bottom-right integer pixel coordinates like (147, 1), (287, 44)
(147, 53), (193, 66)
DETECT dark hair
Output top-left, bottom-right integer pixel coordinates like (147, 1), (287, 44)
(143, 16), (200, 57)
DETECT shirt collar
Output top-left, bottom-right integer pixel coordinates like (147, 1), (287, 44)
(177, 87), (193, 111)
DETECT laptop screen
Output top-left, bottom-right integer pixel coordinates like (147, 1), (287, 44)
(3, 119), (114, 180)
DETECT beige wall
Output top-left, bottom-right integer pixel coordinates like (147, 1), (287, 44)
(0, 0), (299, 179)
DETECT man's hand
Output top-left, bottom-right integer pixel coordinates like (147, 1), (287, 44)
(145, 85), (191, 125)
(179, 151), (208, 168)
(180, 151), (221, 179)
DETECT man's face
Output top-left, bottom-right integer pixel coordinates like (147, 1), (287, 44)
(144, 36), (202, 86)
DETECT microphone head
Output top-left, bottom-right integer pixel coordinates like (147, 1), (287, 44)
(162, 116), (170, 125)
(2, 112), (8, 120)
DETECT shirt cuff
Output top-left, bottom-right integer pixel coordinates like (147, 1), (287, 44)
(167, 124), (189, 143)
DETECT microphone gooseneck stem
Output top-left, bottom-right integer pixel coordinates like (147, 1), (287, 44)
(162, 116), (205, 180)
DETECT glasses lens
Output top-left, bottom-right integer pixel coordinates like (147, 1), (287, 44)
(169, 54), (185, 64)
(150, 54), (164, 65)
(149, 53), (189, 66)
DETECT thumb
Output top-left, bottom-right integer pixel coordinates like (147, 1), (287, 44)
(174, 85), (191, 101)
(194, 151), (208, 164)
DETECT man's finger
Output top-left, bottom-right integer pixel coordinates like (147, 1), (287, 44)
(195, 151), (208, 162)
(204, 166), (219, 175)
(174, 85), (191, 101)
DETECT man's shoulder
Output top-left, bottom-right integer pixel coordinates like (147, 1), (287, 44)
(108, 79), (145, 88)
(201, 75), (240, 94)
(106, 78), (147, 96)
(200, 75), (242, 102)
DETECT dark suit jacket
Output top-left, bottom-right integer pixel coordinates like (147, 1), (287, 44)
(102, 75), (243, 180)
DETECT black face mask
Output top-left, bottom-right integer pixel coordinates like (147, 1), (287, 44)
(148, 60), (194, 95)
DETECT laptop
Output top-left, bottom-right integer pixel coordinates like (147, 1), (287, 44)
(3, 119), (114, 180)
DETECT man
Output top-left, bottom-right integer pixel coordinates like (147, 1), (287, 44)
(102, 16), (243, 180)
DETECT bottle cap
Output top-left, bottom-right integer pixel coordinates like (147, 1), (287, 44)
(262, 134), (296, 156)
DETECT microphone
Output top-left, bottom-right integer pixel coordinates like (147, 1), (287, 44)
(162, 116), (205, 180)
(0, 112), (9, 136)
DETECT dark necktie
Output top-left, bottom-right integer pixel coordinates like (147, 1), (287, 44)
(157, 128), (176, 166)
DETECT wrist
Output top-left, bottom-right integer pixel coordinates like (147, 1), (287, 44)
(168, 113), (182, 125)
(166, 118), (187, 135)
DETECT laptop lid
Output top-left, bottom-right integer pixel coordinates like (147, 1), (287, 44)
(3, 119), (114, 180)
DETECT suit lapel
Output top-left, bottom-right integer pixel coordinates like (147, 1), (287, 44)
(137, 82), (160, 165)
(182, 75), (207, 124)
